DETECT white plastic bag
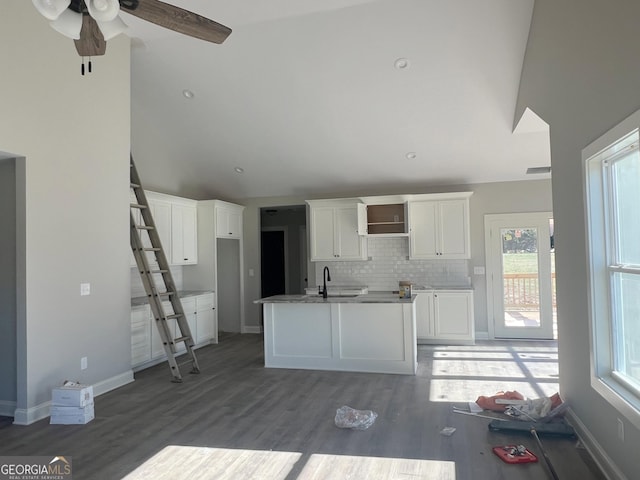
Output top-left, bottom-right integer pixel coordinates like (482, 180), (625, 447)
(334, 405), (378, 430)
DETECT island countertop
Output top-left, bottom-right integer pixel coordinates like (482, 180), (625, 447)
(254, 292), (416, 304)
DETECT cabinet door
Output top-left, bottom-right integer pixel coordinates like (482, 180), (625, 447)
(409, 201), (439, 259)
(131, 306), (151, 366)
(147, 199), (171, 267)
(433, 291), (474, 341)
(415, 292), (434, 340)
(310, 207), (336, 261)
(151, 301), (176, 359)
(227, 209), (242, 238)
(171, 204), (198, 264)
(176, 297), (197, 353)
(335, 206), (366, 260)
(438, 200), (469, 258)
(195, 294), (216, 344)
(216, 207), (242, 238)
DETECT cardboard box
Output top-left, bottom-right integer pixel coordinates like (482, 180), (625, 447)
(50, 404), (95, 425)
(51, 384), (94, 407)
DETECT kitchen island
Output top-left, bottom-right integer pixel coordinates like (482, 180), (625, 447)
(254, 293), (417, 375)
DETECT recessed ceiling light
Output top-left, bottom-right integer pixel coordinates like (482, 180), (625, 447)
(182, 89), (195, 99)
(406, 152), (417, 160)
(394, 58), (410, 70)
(234, 167), (244, 174)
(526, 166), (551, 174)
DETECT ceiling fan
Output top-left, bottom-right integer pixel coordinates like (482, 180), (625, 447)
(32, 0), (232, 59)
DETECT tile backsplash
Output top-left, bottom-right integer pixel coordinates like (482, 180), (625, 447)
(130, 266), (184, 298)
(313, 237), (470, 291)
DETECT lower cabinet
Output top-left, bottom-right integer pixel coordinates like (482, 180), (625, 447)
(415, 290), (474, 344)
(131, 292), (217, 370)
(195, 293), (217, 344)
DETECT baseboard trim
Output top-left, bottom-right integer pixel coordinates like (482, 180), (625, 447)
(13, 370), (134, 426)
(566, 408), (628, 480)
(243, 326), (263, 334)
(0, 400), (17, 417)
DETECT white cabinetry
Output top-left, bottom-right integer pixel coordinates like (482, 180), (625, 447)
(215, 203), (243, 238)
(307, 200), (367, 261)
(409, 193), (472, 259)
(171, 203), (198, 264)
(148, 197), (172, 267)
(131, 292), (217, 370)
(134, 191), (198, 266)
(415, 289), (474, 344)
(415, 291), (434, 339)
(131, 305), (152, 366)
(195, 293), (216, 344)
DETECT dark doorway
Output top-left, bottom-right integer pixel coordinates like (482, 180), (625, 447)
(261, 230), (286, 298)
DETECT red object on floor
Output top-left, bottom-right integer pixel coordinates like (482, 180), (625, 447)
(492, 445), (538, 464)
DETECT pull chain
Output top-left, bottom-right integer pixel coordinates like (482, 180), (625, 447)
(80, 57), (93, 76)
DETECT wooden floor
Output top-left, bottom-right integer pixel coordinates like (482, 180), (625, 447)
(1, 334), (604, 480)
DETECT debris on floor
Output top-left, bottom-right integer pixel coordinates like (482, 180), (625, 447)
(334, 405), (378, 430)
(439, 426), (457, 436)
(492, 444), (538, 464)
(476, 390), (565, 421)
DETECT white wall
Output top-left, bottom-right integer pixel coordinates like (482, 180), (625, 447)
(516, 1), (640, 478)
(240, 179), (552, 333)
(0, 1), (132, 423)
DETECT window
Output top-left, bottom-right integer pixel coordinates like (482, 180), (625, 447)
(585, 110), (640, 427)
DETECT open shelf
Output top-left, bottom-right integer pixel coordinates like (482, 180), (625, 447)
(365, 204), (407, 235)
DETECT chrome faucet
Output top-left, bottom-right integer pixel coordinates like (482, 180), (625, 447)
(321, 266), (331, 299)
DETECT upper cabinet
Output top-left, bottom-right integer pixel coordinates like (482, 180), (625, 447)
(171, 202), (198, 264)
(307, 200), (367, 261)
(357, 200), (409, 236)
(144, 191), (198, 266)
(215, 202), (243, 239)
(408, 192), (472, 259)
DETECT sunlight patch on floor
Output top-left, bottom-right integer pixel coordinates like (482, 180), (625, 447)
(122, 446), (301, 480)
(427, 345), (559, 403)
(120, 446), (457, 480)
(298, 454), (456, 480)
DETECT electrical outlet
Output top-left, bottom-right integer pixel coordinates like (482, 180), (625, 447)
(617, 418), (624, 441)
(81, 357), (88, 370)
(80, 283), (91, 296)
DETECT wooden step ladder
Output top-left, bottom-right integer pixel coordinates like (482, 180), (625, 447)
(129, 156), (200, 382)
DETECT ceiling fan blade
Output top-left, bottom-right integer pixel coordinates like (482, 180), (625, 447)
(74, 14), (107, 57)
(121, 0), (231, 44)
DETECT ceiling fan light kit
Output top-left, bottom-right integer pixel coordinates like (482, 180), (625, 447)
(32, 0), (232, 75)
(32, 0), (71, 20)
(85, 0), (120, 22)
(95, 14), (128, 41)
(49, 7), (83, 39)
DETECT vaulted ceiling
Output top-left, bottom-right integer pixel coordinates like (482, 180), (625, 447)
(127, 0), (549, 200)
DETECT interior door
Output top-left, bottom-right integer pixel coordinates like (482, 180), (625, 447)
(261, 228), (287, 297)
(485, 212), (555, 339)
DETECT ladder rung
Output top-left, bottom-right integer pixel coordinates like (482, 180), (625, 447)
(174, 336), (192, 344)
(130, 182), (140, 188)
(143, 247), (161, 252)
(136, 225), (154, 230)
(150, 269), (169, 274)
(166, 313), (183, 320)
(177, 359), (199, 369)
(157, 291), (176, 297)
(131, 203), (148, 209)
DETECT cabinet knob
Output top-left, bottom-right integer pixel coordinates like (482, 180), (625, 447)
(184, 258), (188, 261)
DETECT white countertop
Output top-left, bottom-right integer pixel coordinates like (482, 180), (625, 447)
(255, 292), (415, 304)
(131, 290), (213, 307)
